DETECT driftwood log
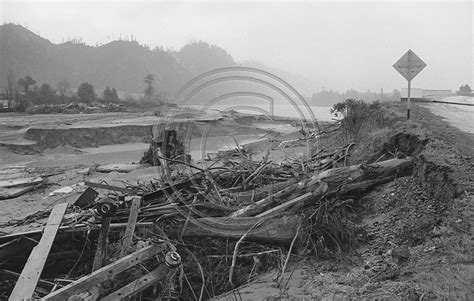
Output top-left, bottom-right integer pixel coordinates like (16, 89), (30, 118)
(230, 157), (413, 217)
(180, 215), (303, 245)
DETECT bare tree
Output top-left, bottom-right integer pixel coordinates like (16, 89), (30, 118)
(6, 69), (16, 100)
(57, 80), (71, 98)
(144, 74), (154, 99)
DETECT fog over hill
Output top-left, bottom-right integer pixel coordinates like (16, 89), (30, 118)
(0, 23), (316, 99)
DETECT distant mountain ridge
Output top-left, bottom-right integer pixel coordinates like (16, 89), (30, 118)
(0, 23), (315, 99)
(0, 24), (237, 96)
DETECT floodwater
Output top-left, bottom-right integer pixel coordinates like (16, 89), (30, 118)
(22, 135), (267, 168)
(192, 104), (334, 122)
(188, 134), (266, 160)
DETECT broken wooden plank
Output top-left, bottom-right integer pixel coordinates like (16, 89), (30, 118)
(0, 176), (43, 188)
(96, 163), (141, 173)
(101, 264), (170, 301)
(229, 179), (296, 203)
(142, 176), (201, 201)
(0, 269), (63, 296)
(0, 222), (154, 241)
(91, 216), (111, 272)
(0, 186), (35, 200)
(1, 269), (56, 287)
(256, 192), (313, 218)
(9, 202), (68, 301)
(43, 243), (166, 301)
(84, 181), (134, 193)
(120, 196), (141, 257)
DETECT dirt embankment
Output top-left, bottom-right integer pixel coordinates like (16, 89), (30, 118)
(1, 115), (274, 154)
(230, 102), (473, 300)
(311, 103), (473, 299)
(24, 125), (155, 149)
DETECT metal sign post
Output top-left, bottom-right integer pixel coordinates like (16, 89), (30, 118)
(407, 80), (411, 119)
(393, 49), (426, 119)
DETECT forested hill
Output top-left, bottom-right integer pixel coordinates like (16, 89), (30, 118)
(0, 23), (236, 95)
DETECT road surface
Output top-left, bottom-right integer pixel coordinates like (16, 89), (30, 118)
(420, 96), (474, 134)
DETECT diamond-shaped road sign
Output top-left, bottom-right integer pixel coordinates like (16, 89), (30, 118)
(393, 49), (426, 81)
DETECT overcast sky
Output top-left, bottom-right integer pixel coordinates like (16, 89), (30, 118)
(1, 0), (472, 92)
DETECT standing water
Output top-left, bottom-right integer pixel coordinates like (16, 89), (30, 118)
(187, 104), (334, 161)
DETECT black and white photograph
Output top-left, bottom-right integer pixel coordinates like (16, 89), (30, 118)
(0, 0), (472, 300)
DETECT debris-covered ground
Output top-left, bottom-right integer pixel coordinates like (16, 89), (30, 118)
(0, 101), (472, 300)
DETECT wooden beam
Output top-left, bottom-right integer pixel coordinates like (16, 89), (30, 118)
(91, 217), (111, 272)
(43, 244), (166, 301)
(0, 176), (43, 188)
(101, 264), (170, 301)
(256, 192), (313, 218)
(181, 215), (302, 245)
(0, 269), (62, 296)
(120, 197), (141, 257)
(0, 222), (154, 241)
(0, 186), (35, 200)
(84, 181), (134, 193)
(9, 202), (68, 301)
(230, 158), (413, 217)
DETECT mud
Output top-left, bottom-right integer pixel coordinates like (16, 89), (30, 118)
(415, 153), (456, 203)
(24, 125), (155, 149)
(1, 113), (278, 155)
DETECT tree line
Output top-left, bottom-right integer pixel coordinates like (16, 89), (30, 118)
(2, 73), (163, 111)
(309, 88), (401, 106)
(456, 84), (472, 96)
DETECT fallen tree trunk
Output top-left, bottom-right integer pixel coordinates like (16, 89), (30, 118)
(180, 215), (303, 245)
(230, 157), (413, 217)
(229, 179), (297, 203)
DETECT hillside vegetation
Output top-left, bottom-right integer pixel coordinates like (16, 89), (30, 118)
(0, 24), (235, 95)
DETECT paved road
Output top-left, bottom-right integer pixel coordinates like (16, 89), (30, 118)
(420, 96), (474, 134)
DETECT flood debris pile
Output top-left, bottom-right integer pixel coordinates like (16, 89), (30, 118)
(140, 123), (193, 166)
(0, 128), (417, 300)
(25, 102), (126, 115)
(0, 167), (63, 200)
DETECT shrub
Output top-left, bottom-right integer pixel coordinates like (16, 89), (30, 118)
(331, 99), (386, 142)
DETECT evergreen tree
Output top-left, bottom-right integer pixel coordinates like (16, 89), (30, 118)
(38, 83), (56, 104)
(457, 84), (472, 96)
(77, 82), (96, 104)
(103, 86), (119, 102)
(17, 75), (36, 94)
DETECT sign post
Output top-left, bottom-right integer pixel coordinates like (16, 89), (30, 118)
(407, 80), (411, 118)
(393, 49), (426, 119)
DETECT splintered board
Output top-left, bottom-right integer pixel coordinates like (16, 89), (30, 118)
(9, 202), (68, 301)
